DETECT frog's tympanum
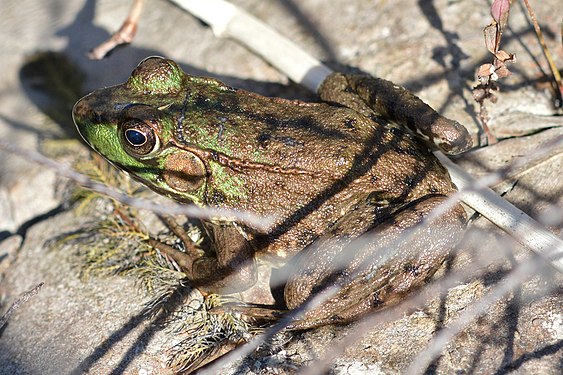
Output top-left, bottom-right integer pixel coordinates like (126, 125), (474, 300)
(73, 57), (472, 330)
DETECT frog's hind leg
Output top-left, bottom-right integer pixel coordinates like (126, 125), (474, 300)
(283, 195), (466, 330)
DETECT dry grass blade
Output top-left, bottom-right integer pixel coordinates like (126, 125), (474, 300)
(0, 282), (44, 330)
(166, 295), (257, 373)
(405, 255), (549, 374)
(522, 0), (563, 105)
(0, 140), (272, 231)
(198, 285), (341, 375)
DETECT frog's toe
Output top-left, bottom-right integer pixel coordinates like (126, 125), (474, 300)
(432, 118), (473, 155)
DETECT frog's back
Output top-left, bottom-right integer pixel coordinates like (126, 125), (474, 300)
(178, 83), (456, 222)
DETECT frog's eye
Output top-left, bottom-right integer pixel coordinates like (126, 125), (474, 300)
(121, 120), (160, 157)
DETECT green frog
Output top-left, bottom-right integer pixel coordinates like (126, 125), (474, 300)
(73, 57), (471, 330)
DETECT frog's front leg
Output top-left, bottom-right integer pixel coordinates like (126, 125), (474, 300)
(318, 73), (472, 155)
(284, 195), (466, 330)
(155, 219), (257, 295)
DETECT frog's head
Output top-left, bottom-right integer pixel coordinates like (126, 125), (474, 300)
(73, 57), (209, 205)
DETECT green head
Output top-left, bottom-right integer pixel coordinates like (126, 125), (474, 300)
(72, 57), (209, 204)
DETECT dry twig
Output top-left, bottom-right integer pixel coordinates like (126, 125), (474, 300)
(473, 0), (515, 145)
(0, 283), (44, 330)
(0, 140), (271, 231)
(88, 0), (145, 60)
(522, 0), (563, 106)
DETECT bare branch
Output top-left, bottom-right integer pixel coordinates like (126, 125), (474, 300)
(88, 0), (146, 60)
(522, 0), (563, 105)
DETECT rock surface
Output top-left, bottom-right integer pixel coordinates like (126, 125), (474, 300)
(0, 0), (561, 374)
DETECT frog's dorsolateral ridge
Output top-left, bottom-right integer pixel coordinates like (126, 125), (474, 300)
(73, 57), (470, 330)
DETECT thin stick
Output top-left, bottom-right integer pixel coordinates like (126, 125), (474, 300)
(89, 0), (146, 60)
(169, 0), (563, 272)
(522, 0), (563, 104)
(0, 140), (271, 231)
(406, 255), (545, 374)
(166, 4), (563, 371)
(168, 0), (332, 92)
(436, 150), (563, 273)
(198, 284), (341, 375)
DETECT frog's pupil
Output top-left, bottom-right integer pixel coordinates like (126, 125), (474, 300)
(125, 129), (147, 146)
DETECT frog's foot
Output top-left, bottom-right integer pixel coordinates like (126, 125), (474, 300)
(150, 239), (256, 295)
(283, 195), (467, 331)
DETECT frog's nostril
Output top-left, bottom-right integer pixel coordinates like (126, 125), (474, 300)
(73, 96), (101, 124)
(72, 97), (89, 119)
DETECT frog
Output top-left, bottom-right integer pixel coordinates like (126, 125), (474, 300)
(72, 57), (472, 330)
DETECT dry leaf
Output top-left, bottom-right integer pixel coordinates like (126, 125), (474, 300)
(494, 49), (515, 62)
(477, 63), (494, 78)
(491, 0), (511, 30)
(483, 22), (499, 54)
(494, 65), (512, 79)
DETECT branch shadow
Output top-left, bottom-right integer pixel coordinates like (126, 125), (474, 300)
(70, 282), (192, 375)
(495, 340), (563, 374)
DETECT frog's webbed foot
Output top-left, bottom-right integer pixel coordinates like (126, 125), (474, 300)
(283, 195), (467, 331)
(153, 215), (257, 295)
(318, 72), (472, 155)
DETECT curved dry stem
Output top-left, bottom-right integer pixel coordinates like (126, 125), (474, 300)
(171, 0), (563, 273)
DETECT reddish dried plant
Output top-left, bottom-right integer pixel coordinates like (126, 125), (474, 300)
(473, 0), (516, 145)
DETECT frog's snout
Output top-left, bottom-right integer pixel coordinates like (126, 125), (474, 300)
(72, 94), (104, 148)
(73, 93), (95, 120)
(72, 96), (90, 141)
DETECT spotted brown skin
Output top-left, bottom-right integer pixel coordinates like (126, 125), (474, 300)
(73, 57), (471, 329)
